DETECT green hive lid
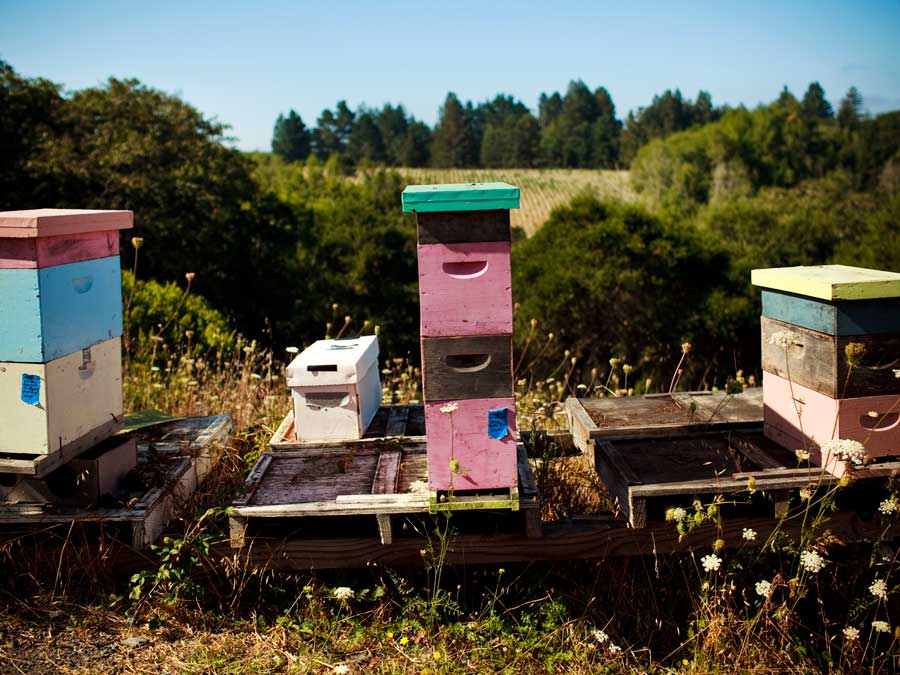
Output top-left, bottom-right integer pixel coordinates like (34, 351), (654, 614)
(751, 264), (900, 301)
(401, 182), (519, 213)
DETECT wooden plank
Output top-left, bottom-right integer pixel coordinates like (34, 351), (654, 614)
(415, 209), (511, 244)
(592, 441), (637, 525)
(223, 511), (900, 569)
(516, 444), (537, 497)
(384, 405), (410, 437)
(268, 408), (426, 450)
(761, 289), (900, 336)
(729, 433), (786, 470)
(0, 230), (119, 269)
(231, 453), (273, 507)
(752, 264), (900, 301)
(565, 398), (598, 456)
(761, 316), (900, 398)
(372, 449), (402, 494)
(402, 183), (519, 214)
(0, 208), (132, 238)
(421, 334), (513, 401)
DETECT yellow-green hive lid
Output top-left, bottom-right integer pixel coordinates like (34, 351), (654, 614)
(751, 264), (900, 301)
(401, 182), (520, 213)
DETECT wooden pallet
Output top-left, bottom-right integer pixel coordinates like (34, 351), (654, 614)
(0, 414), (231, 548)
(270, 404), (427, 450)
(229, 441), (540, 548)
(589, 426), (900, 528)
(566, 388), (764, 454)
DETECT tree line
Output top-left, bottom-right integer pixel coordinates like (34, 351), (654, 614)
(271, 81), (868, 171)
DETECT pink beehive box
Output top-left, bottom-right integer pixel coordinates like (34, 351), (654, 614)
(424, 397), (517, 490)
(417, 241), (513, 337)
(763, 371), (900, 476)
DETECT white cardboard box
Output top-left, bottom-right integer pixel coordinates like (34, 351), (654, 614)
(286, 336), (382, 441)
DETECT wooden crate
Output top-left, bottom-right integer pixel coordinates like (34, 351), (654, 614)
(421, 334), (513, 401)
(0, 230), (119, 269)
(761, 290), (900, 337)
(0, 337), (123, 456)
(424, 397), (517, 490)
(229, 442), (539, 548)
(761, 316), (900, 398)
(417, 241), (513, 337)
(566, 388), (764, 456)
(0, 255), (124, 363)
(763, 371), (900, 476)
(0, 414), (231, 548)
(285, 336), (382, 442)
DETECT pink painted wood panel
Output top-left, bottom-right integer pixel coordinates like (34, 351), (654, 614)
(417, 241), (513, 337)
(763, 371), (900, 476)
(425, 397), (518, 490)
(0, 230), (119, 269)
(0, 209), (132, 238)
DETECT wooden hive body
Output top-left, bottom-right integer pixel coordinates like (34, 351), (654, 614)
(286, 336), (382, 442)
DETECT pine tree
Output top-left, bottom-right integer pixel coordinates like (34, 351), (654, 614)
(802, 82), (833, 118)
(271, 109), (311, 162)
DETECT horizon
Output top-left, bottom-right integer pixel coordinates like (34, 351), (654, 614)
(2, 0), (899, 152)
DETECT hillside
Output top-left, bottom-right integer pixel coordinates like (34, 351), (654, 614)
(398, 168), (636, 235)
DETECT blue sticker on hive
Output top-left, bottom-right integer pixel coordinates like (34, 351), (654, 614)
(21, 373), (41, 405)
(488, 408), (508, 439)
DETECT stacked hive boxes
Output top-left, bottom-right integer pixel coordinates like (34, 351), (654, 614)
(752, 264), (900, 476)
(0, 209), (133, 483)
(402, 183), (520, 491)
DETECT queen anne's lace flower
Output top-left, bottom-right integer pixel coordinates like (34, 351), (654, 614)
(755, 580), (772, 597)
(701, 554), (722, 572)
(800, 549), (826, 573)
(742, 528), (758, 542)
(439, 403), (459, 414)
(869, 579), (888, 600)
(332, 586), (354, 601)
(872, 620), (890, 633)
(670, 507), (688, 522)
(592, 629), (609, 644)
(767, 331), (802, 348)
(608, 644), (622, 654)
(879, 499), (898, 515)
(795, 449), (811, 462)
(843, 626), (860, 641)
(332, 665), (351, 674)
(821, 439), (867, 466)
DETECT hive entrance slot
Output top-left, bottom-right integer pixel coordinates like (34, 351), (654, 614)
(442, 261), (488, 279)
(445, 354), (491, 372)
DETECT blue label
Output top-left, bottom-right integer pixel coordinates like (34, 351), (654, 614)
(488, 408), (508, 440)
(21, 373), (41, 405)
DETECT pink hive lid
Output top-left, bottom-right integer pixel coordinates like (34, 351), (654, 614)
(0, 209), (133, 238)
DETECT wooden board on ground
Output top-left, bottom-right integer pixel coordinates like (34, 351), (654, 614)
(0, 414), (231, 549)
(566, 388), (763, 455)
(229, 442), (540, 548)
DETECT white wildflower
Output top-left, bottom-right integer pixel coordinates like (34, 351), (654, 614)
(767, 331), (802, 348)
(800, 549), (826, 573)
(592, 629), (609, 644)
(439, 403), (459, 414)
(408, 480), (429, 495)
(332, 665), (351, 675)
(671, 507), (688, 523)
(742, 528), (758, 542)
(285, 346), (299, 354)
(879, 499), (898, 515)
(842, 626), (860, 641)
(795, 449), (810, 462)
(869, 579), (888, 600)
(755, 580), (772, 597)
(608, 644), (622, 654)
(867, 410), (879, 418)
(332, 586), (354, 601)
(701, 554), (722, 572)
(894, 369), (900, 378)
(821, 439), (867, 466)
(799, 488), (812, 501)
(872, 620), (890, 633)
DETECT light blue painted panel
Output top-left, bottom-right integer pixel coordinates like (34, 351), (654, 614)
(0, 256), (122, 362)
(0, 269), (44, 361)
(761, 289), (900, 336)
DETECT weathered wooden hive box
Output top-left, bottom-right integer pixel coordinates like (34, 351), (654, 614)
(402, 182), (519, 491)
(752, 264), (900, 475)
(286, 336), (382, 441)
(0, 209), (132, 456)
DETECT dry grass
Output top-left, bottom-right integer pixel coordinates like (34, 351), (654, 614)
(398, 168), (637, 236)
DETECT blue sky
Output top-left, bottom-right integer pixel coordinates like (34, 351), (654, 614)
(2, 0), (898, 151)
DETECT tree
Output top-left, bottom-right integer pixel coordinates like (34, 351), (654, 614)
(837, 86), (863, 130)
(312, 100), (356, 159)
(802, 82), (833, 118)
(347, 109), (386, 163)
(271, 109), (311, 162)
(430, 93), (477, 167)
(400, 120), (431, 166)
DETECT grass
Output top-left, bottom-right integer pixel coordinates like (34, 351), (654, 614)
(398, 168), (637, 236)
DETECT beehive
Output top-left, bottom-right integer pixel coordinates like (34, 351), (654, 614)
(285, 336), (382, 442)
(402, 183), (519, 491)
(752, 264), (900, 476)
(0, 209), (131, 456)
